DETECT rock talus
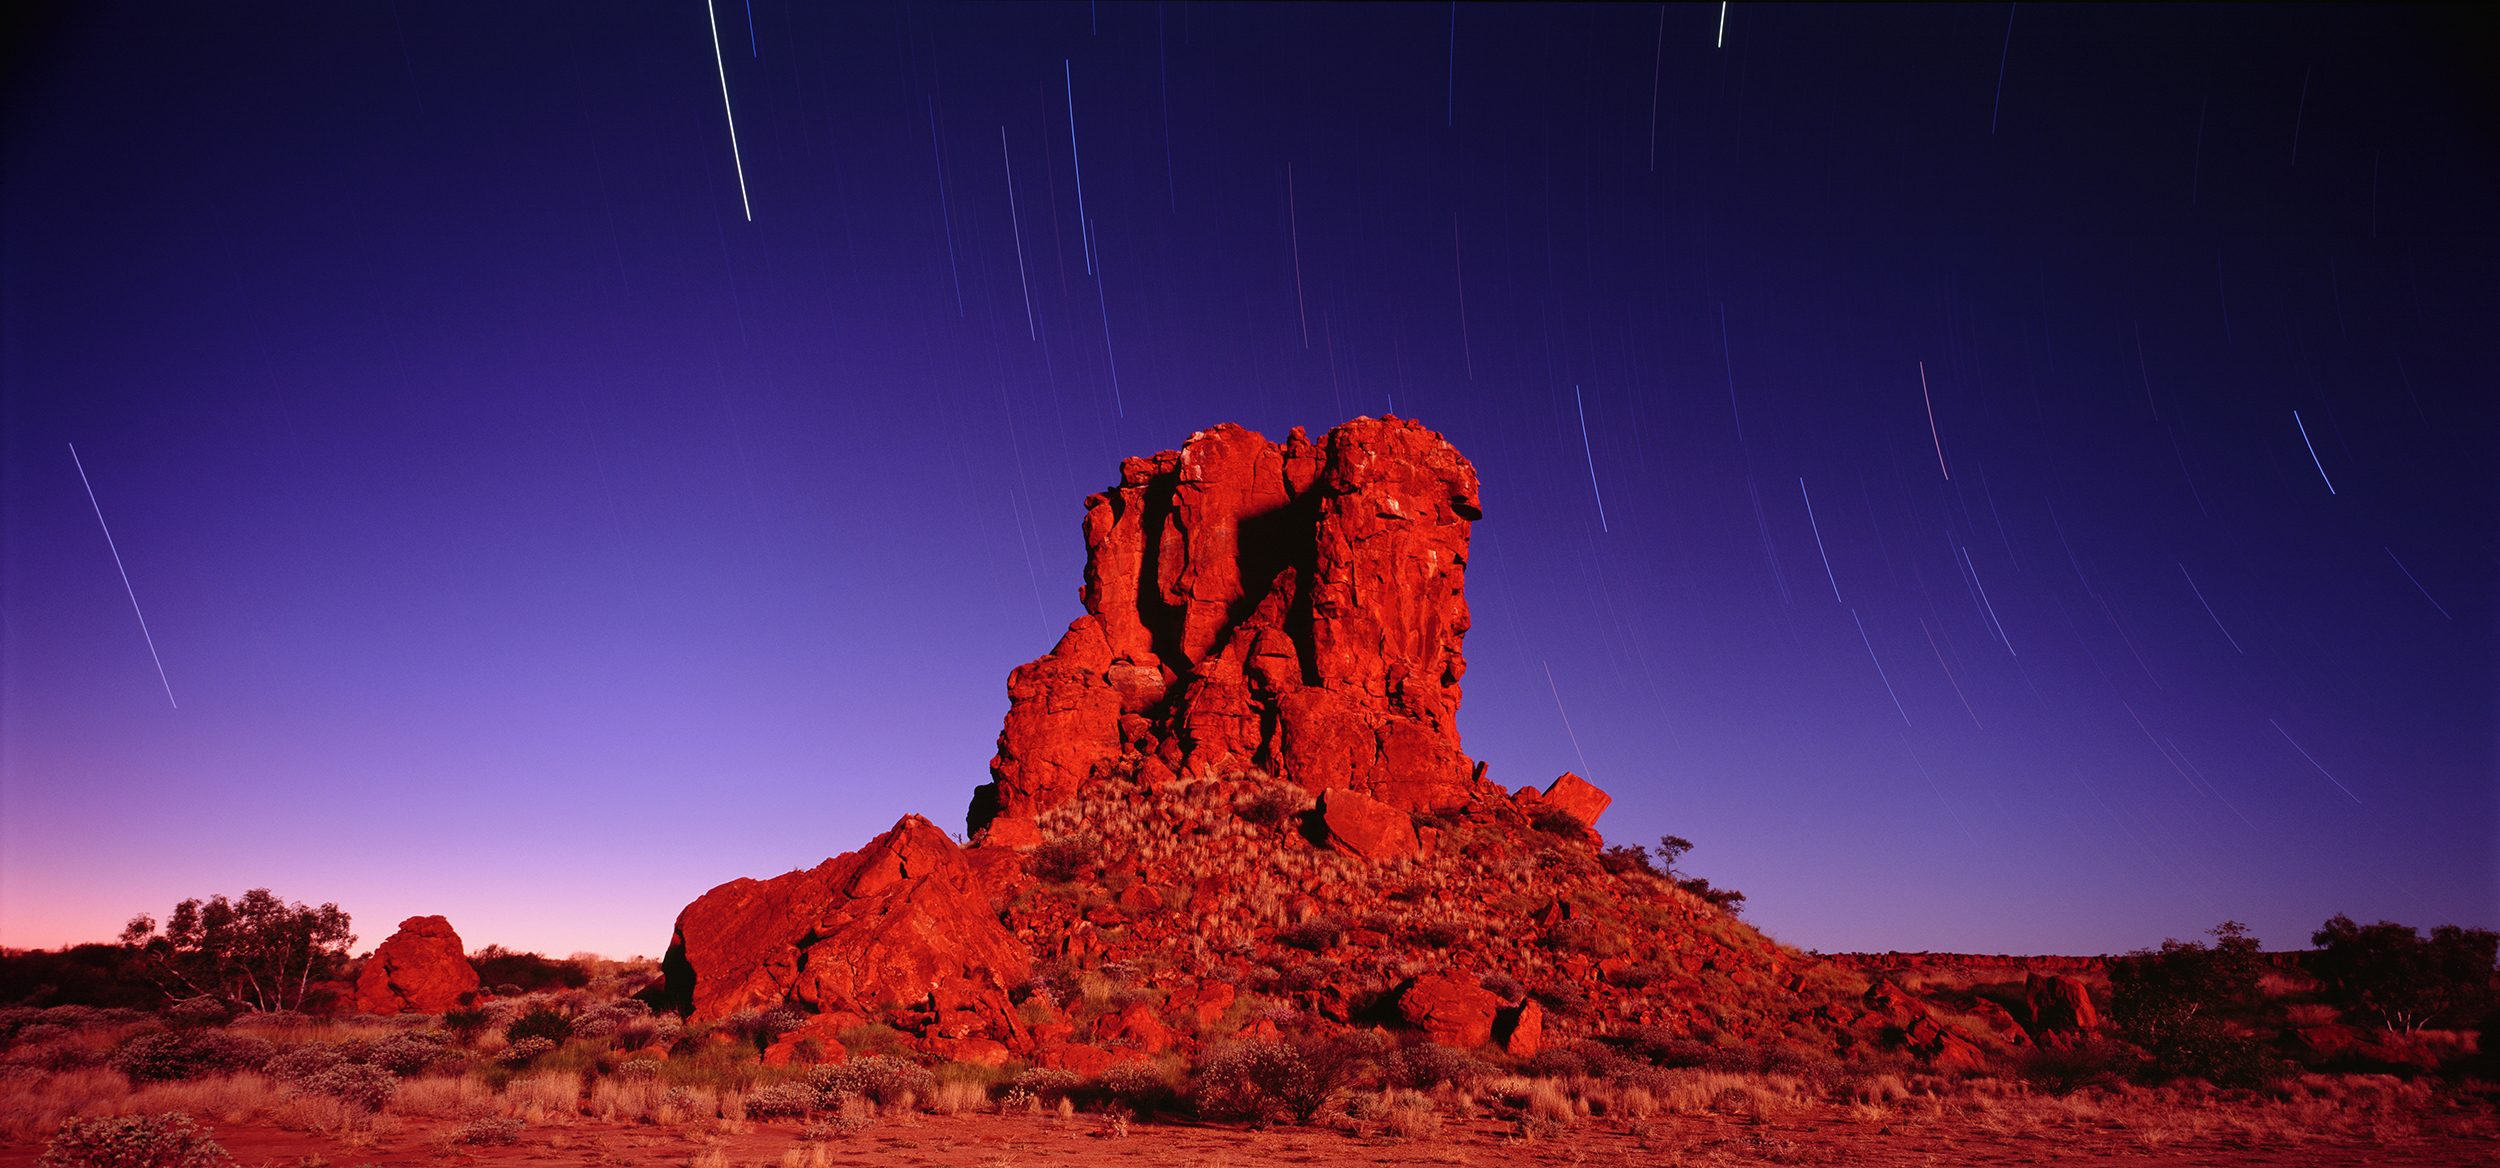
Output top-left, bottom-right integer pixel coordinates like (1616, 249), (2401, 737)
(354, 916), (480, 1015)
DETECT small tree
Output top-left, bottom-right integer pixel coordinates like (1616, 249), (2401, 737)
(2309, 915), (2500, 1033)
(119, 890), (353, 1014)
(1654, 836), (1694, 879)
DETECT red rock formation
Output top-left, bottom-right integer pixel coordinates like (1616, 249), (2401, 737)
(1317, 787), (1419, 859)
(354, 916), (479, 1015)
(2022, 972), (2102, 1036)
(976, 418), (1490, 838)
(659, 816), (1031, 1024)
(1540, 773), (1612, 826)
(1398, 973), (1503, 1049)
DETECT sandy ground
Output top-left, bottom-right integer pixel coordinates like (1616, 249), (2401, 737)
(9, 1106), (2497, 1168)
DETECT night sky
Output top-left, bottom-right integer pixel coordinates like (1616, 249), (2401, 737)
(5, 3), (2490, 964)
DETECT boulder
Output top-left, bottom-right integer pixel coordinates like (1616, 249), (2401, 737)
(1319, 787), (1420, 858)
(658, 815), (1031, 1024)
(975, 418), (1492, 834)
(1398, 973), (1503, 1049)
(1540, 773), (1611, 827)
(2021, 973), (2101, 1035)
(353, 916), (480, 1015)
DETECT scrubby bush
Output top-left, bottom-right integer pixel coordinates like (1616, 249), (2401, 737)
(1403, 920), (1463, 949)
(1008, 1066), (1080, 1103)
(504, 1005), (574, 1044)
(295, 1063), (396, 1111)
(2111, 921), (2287, 1087)
(1235, 788), (1303, 830)
(718, 1005), (808, 1055)
(808, 1055), (931, 1106)
(1598, 844), (1659, 876)
(1381, 1042), (1488, 1089)
(1478, 973), (1524, 1003)
(1094, 1060), (1180, 1115)
(1030, 836), (1098, 883)
(468, 947), (589, 994)
(2017, 1039), (2137, 1096)
(451, 1116), (522, 1145)
(441, 1007), (491, 1044)
(1194, 1032), (1381, 1124)
(39, 1113), (231, 1168)
(498, 1038), (558, 1066)
(742, 1082), (819, 1119)
(110, 1031), (274, 1083)
(263, 1045), (347, 1083)
(1275, 915), (1350, 952)
(365, 1033), (453, 1076)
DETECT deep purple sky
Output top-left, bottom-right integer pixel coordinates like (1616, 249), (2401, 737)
(5, 4), (2491, 963)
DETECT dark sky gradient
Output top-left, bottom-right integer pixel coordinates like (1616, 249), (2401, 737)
(5, 3), (2491, 962)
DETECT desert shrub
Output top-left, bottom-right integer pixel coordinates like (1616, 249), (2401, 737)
(2017, 1039), (2137, 1096)
(1382, 1042), (1488, 1089)
(1529, 809), (1587, 837)
(1094, 1060), (1180, 1114)
(1382, 1091), (1442, 1139)
(568, 1000), (649, 1039)
(451, 1116), (522, 1145)
(1008, 1066), (1081, 1103)
(1527, 981), (1591, 1018)
(39, 1112), (231, 1168)
(1403, 920), (1463, 949)
(111, 1031), (274, 1083)
(469, 947), (589, 994)
(1675, 877), (1747, 915)
(2111, 922), (2287, 1087)
(1598, 845), (1659, 876)
(1029, 836), (1098, 883)
(718, 1006), (808, 1055)
(504, 1005), (573, 1044)
(1478, 973), (1524, 1003)
(1605, 964), (1665, 990)
(498, 1038), (558, 1066)
(1194, 1032), (1381, 1124)
(1235, 788), (1303, 830)
(162, 999), (234, 1031)
(294, 1063), (396, 1111)
(366, 1034), (453, 1076)
(263, 1045), (347, 1083)
(1275, 915), (1350, 952)
(743, 1082), (819, 1119)
(441, 1008), (491, 1044)
(808, 1055), (930, 1106)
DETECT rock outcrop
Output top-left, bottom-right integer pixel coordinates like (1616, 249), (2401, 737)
(973, 418), (1490, 840)
(658, 816), (1031, 1027)
(651, 418), (2036, 1077)
(354, 916), (480, 1015)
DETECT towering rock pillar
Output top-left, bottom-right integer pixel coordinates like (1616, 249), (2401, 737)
(974, 417), (1485, 836)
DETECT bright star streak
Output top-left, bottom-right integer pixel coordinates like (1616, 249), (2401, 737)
(1800, 477), (1841, 603)
(70, 444), (176, 709)
(1574, 386), (1608, 532)
(1717, 2), (1728, 49)
(1920, 361), (1949, 479)
(2270, 719), (2360, 804)
(2293, 410), (2335, 494)
(704, 0), (752, 221)
(1852, 609), (1912, 727)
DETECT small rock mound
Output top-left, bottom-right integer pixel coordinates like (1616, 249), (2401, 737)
(354, 916), (480, 1015)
